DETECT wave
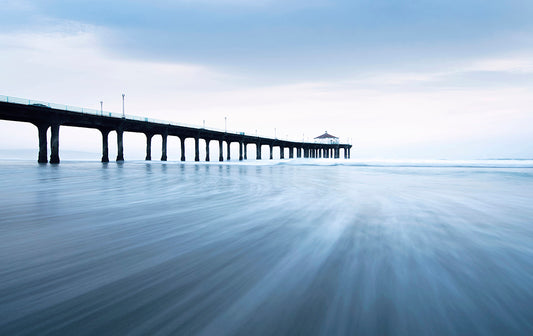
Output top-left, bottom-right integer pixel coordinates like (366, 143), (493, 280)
(2, 157), (533, 168)
(271, 158), (533, 168)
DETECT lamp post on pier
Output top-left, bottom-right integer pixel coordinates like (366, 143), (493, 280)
(122, 94), (125, 118)
(100, 101), (103, 116)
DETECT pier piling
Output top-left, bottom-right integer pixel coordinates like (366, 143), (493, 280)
(50, 124), (60, 164)
(145, 133), (153, 161)
(116, 130), (124, 161)
(36, 123), (48, 163)
(101, 129), (110, 163)
(161, 134), (167, 161)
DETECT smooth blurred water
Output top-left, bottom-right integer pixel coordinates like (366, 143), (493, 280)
(1, 160), (532, 335)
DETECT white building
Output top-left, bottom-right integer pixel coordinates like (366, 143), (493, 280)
(314, 131), (339, 144)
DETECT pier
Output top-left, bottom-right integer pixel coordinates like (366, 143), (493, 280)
(0, 95), (352, 163)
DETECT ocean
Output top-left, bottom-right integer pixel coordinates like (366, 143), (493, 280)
(1, 159), (532, 335)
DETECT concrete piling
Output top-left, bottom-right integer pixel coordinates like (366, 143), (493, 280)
(50, 124), (60, 164)
(37, 123), (48, 163)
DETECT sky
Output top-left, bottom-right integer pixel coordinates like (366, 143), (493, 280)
(1, 0), (533, 159)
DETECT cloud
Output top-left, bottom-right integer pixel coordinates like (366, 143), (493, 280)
(154, 0), (305, 6)
(465, 58), (533, 73)
(0, 0), (34, 10)
(0, 28), (233, 104)
(1, 24), (533, 159)
(337, 55), (533, 91)
(2, 0), (529, 82)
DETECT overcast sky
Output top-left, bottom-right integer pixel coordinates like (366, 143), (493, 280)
(1, 0), (533, 159)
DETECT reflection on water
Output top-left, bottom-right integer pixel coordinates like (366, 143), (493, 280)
(1, 161), (533, 335)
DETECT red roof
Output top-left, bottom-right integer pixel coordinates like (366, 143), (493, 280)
(314, 131), (338, 139)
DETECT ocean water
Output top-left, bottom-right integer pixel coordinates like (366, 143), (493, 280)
(1, 159), (532, 335)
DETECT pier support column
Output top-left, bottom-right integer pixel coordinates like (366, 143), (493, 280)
(36, 124), (48, 163)
(269, 145), (273, 160)
(244, 143), (247, 160)
(219, 140), (224, 161)
(116, 130), (124, 161)
(161, 134), (167, 161)
(256, 143), (262, 160)
(205, 139), (210, 161)
(180, 137), (186, 161)
(145, 133), (153, 160)
(297, 148), (301, 158)
(227, 141), (231, 161)
(289, 147), (294, 159)
(348, 148), (351, 159)
(50, 124), (60, 164)
(100, 129), (110, 163)
(195, 137), (200, 161)
(239, 142), (243, 161)
(280, 146), (285, 159)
